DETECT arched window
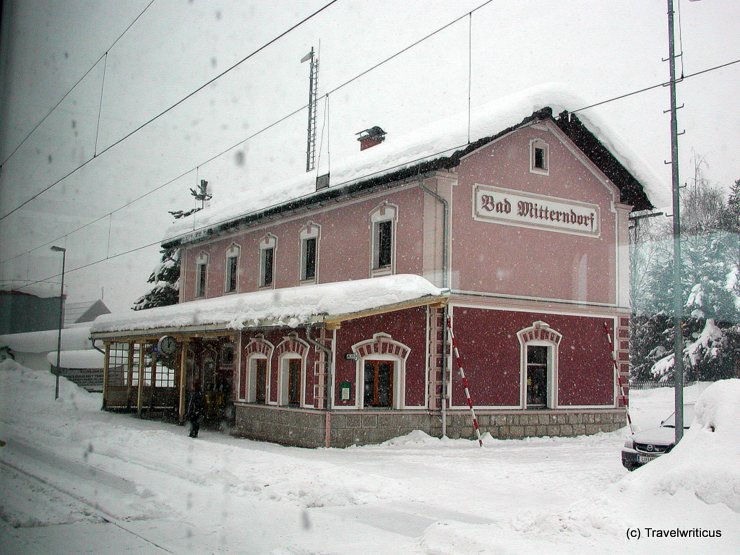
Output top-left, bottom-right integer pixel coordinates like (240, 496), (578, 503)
(299, 222), (320, 283)
(369, 202), (398, 276)
(351, 333), (410, 409)
(275, 333), (310, 407)
(224, 243), (241, 293)
(241, 336), (274, 404)
(195, 252), (209, 298)
(517, 321), (562, 409)
(259, 233), (277, 288)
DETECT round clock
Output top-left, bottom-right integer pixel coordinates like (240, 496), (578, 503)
(158, 335), (178, 355)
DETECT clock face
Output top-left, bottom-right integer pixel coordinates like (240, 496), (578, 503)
(158, 335), (177, 355)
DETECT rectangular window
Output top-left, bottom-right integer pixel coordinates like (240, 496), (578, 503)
(288, 359), (301, 406)
(196, 263), (207, 297)
(526, 346), (548, 407)
(364, 360), (393, 408)
(255, 359), (267, 404)
(534, 147), (546, 170)
(374, 220), (393, 269)
(301, 237), (317, 281)
(261, 247), (274, 287)
(226, 255), (238, 292)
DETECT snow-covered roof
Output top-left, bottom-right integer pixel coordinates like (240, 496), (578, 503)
(0, 281), (63, 299)
(163, 84), (664, 246)
(91, 274), (446, 337)
(0, 326), (93, 353)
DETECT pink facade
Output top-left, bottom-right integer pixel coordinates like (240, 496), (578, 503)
(180, 186), (426, 303)
(451, 124), (626, 305)
(155, 110), (643, 445)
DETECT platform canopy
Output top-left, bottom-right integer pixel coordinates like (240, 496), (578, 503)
(91, 274), (447, 340)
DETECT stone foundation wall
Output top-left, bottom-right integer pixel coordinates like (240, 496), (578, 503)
(233, 404), (627, 448)
(439, 409), (625, 440)
(234, 404), (327, 448)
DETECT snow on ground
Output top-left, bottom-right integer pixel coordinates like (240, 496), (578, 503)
(0, 360), (737, 554)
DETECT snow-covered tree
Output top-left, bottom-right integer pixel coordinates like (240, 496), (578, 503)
(634, 174), (739, 383)
(132, 180), (211, 310)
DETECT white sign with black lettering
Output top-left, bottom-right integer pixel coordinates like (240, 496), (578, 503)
(473, 184), (601, 237)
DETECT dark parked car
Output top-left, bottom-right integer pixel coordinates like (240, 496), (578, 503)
(621, 404), (694, 471)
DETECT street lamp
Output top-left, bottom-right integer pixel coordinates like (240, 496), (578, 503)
(50, 246), (66, 400)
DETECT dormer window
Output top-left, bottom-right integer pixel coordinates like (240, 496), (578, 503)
(530, 139), (549, 175)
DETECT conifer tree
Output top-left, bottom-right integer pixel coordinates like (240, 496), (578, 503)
(632, 171), (739, 382)
(132, 180), (211, 310)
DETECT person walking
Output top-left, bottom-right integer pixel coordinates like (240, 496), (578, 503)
(187, 380), (205, 438)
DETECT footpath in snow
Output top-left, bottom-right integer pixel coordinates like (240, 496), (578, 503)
(0, 360), (737, 554)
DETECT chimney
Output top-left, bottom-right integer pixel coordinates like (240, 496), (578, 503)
(356, 126), (386, 151)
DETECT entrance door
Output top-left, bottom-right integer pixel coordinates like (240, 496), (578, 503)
(526, 346), (548, 407)
(287, 359), (301, 407)
(364, 360), (394, 408)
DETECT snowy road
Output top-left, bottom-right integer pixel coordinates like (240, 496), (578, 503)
(1, 362), (737, 554)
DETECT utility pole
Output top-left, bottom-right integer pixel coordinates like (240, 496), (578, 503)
(666, 0), (685, 443)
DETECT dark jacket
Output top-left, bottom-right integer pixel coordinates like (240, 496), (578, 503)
(187, 390), (205, 419)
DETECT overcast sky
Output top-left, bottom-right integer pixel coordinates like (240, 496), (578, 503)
(0, 0), (738, 313)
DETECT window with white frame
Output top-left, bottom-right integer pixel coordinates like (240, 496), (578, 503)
(517, 321), (561, 409)
(195, 252), (209, 297)
(300, 222), (320, 282)
(225, 243), (240, 293)
(351, 333), (409, 410)
(530, 138), (549, 175)
(370, 203), (398, 275)
(259, 234), (277, 288)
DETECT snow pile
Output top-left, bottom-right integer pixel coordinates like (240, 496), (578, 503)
(91, 274), (445, 333)
(621, 379), (740, 512)
(165, 84), (665, 244)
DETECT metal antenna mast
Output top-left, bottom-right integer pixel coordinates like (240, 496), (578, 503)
(301, 47), (319, 172)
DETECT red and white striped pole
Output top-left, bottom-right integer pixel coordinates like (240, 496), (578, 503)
(446, 316), (483, 447)
(603, 322), (634, 434)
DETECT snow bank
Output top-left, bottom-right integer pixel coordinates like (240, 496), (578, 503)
(165, 84), (665, 244)
(621, 379), (740, 512)
(91, 274), (445, 334)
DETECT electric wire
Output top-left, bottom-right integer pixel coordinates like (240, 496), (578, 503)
(8, 48), (738, 294)
(0, 0), (340, 223)
(1, 1), (737, 285)
(1, 51), (738, 273)
(0, 0), (499, 265)
(0, 0), (157, 169)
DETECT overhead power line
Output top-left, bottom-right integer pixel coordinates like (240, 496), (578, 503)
(1, 51), (737, 269)
(1, 0), (737, 272)
(8, 49), (737, 290)
(0, 0), (339, 223)
(0, 0), (157, 169)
